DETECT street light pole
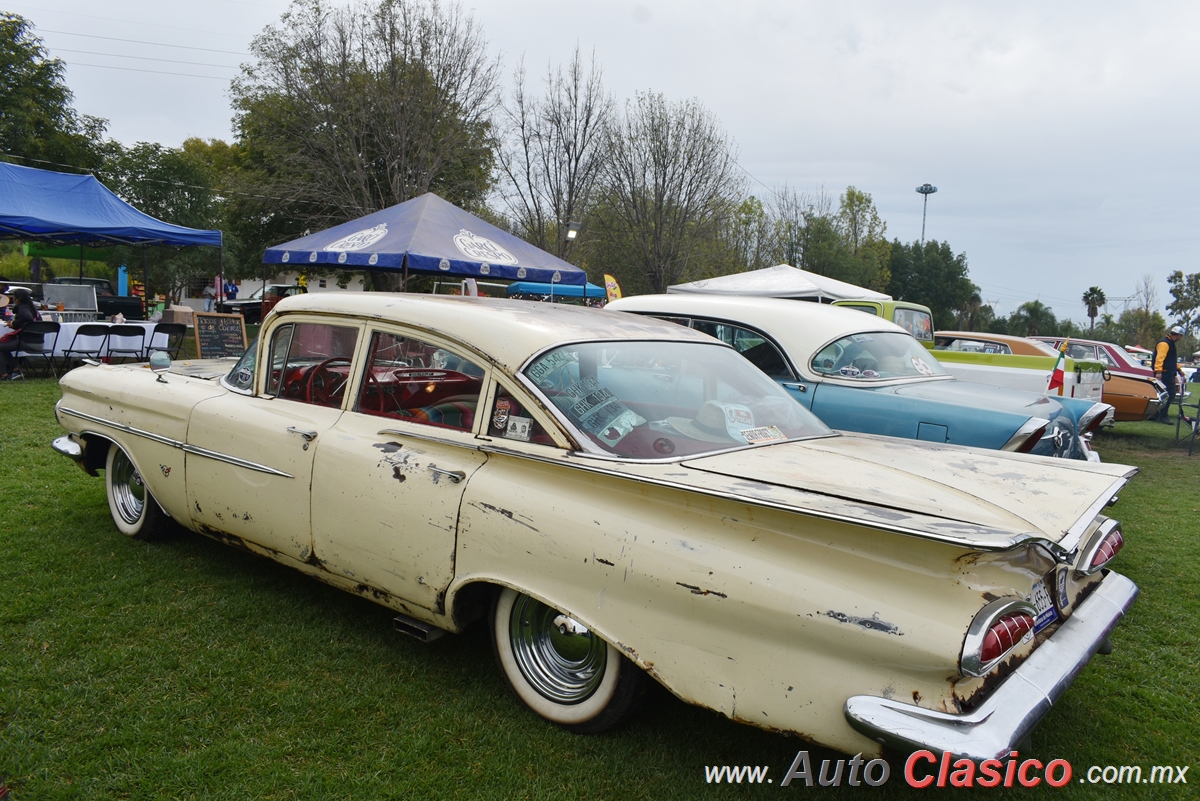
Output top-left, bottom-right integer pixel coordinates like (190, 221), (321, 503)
(916, 183), (937, 243)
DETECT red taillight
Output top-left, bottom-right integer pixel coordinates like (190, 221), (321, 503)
(980, 613), (1035, 664)
(1077, 521), (1125, 577)
(1090, 529), (1124, 571)
(1015, 425), (1048, 453)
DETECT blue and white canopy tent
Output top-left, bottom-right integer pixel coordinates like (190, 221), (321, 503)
(0, 161), (224, 312)
(263, 192), (587, 288)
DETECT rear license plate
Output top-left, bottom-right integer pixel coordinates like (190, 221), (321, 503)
(1029, 576), (1058, 633)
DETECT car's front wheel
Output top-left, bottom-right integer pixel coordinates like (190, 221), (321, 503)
(492, 587), (648, 733)
(105, 443), (170, 540)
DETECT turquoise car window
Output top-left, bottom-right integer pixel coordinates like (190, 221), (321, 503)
(813, 332), (948, 379)
(524, 341), (831, 457)
(690, 320), (795, 380)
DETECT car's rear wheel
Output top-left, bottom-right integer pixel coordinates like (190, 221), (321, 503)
(491, 587), (648, 733)
(105, 443), (170, 540)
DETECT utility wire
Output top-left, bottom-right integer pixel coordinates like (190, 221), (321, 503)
(37, 28), (250, 56)
(52, 47), (239, 70)
(62, 61), (231, 80)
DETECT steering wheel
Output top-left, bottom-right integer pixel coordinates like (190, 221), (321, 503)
(305, 358), (352, 406)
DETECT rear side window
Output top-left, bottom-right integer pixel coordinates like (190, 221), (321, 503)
(893, 308), (933, 342)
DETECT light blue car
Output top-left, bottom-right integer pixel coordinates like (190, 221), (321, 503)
(607, 295), (1112, 461)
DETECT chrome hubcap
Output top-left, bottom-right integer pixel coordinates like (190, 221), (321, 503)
(509, 594), (606, 704)
(111, 450), (146, 525)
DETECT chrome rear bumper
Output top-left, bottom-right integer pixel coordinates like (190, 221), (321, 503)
(844, 570), (1138, 761)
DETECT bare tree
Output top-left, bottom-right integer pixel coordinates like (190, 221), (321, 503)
(769, 186), (834, 269)
(497, 46), (612, 259)
(232, 0), (500, 224)
(597, 92), (745, 293)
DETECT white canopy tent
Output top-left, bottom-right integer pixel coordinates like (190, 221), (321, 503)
(667, 264), (890, 302)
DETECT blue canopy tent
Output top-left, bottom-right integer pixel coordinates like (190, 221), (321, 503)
(506, 281), (605, 299)
(0, 162), (224, 313)
(263, 192), (587, 287)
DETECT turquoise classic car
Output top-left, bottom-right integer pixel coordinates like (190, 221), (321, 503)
(608, 295), (1112, 461)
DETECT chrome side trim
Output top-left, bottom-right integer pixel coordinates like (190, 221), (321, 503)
(1059, 476), (1132, 554)
(476, 443), (1058, 553)
(845, 571), (1139, 761)
(59, 406), (294, 478)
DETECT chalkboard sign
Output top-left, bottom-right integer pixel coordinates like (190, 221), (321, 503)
(193, 312), (247, 359)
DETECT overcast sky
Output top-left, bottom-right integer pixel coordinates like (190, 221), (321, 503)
(10, 0), (1199, 321)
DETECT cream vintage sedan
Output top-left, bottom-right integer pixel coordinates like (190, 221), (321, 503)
(52, 293), (1138, 759)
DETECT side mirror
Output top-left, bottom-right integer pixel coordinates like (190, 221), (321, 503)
(149, 351), (171, 383)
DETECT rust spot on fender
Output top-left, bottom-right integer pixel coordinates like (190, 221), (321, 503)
(595, 557), (615, 567)
(473, 502), (538, 532)
(392, 465), (406, 482)
(676, 581), (727, 598)
(373, 442), (402, 453)
(822, 610), (902, 636)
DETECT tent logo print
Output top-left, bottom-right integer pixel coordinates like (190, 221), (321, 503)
(454, 229), (518, 265)
(324, 224), (389, 253)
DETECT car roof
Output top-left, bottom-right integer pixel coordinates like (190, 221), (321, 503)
(935, 330), (1057, 356)
(271, 292), (718, 367)
(608, 293), (908, 350)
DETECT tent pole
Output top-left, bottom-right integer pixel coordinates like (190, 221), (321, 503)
(79, 245), (84, 281)
(218, 245), (224, 307)
(142, 246), (149, 317)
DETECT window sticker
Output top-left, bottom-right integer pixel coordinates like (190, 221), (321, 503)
(528, 350), (576, 383)
(492, 397), (511, 430)
(741, 425), (787, 444)
(910, 356), (934, 376)
(851, 334), (874, 343)
(505, 416), (533, 441)
(839, 365), (861, 377)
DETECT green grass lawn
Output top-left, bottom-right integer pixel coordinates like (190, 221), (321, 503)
(1, 375), (1197, 799)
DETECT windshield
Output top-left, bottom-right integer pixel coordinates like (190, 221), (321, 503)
(523, 341), (832, 458)
(812, 332), (946, 380)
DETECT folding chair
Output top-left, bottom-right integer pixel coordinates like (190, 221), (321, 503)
(15, 321), (61, 378)
(60, 323), (111, 370)
(105, 324), (150, 363)
(1175, 393), (1199, 457)
(145, 322), (187, 359)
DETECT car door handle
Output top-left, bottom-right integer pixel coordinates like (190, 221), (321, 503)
(287, 427), (318, 442)
(427, 465), (466, 483)
(781, 382), (808, 393)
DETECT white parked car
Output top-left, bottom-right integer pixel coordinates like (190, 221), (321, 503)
(53, 294), (1137, 759)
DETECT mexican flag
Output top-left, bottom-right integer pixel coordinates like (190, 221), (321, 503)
(1046, 338), (1069, 394)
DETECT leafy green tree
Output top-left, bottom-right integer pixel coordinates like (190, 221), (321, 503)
(834, 186), (891, 291)
(1081, 286), (1106, 334)
(1008, 300), (1057, 337)
(0, 12), (106, 170)
(1166, 270), (1200, 333)
(886, 240), (974, 329)
(231, 0), (500, 289)
(101, 141), (223, 300)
